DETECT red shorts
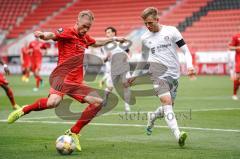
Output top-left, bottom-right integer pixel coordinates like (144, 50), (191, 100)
(0, 73), (8, 85)
(22, 60), (31, 69)
(31, 62), (41, 72)
(49, 82), (94, 103)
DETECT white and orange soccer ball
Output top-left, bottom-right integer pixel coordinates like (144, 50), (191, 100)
(56, 135), (76, 155)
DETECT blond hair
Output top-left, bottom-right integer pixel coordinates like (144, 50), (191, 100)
(141, 7), (159, 20)
(78, 10), (94, 21)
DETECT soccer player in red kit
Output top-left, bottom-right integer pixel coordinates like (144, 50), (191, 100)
(229, 32), (240, 100)
(29, 38), (48, 91)
(20, 42), (31, 82)
(8, 10), (125, 151)
(0, 58), (19, 110)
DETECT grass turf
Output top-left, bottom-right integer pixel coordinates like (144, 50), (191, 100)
(0, 75), (240, 159)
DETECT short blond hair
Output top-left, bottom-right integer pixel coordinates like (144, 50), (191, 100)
(78, 10), (94, 21)
(141, 7), (159, 20)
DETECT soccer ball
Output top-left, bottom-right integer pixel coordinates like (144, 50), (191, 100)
(56, 135), (76, 155)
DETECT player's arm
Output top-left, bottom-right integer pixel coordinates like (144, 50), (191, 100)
(91, 37), (126, 47)
(0, 58), (10, 75)
(177, 40), (196, 79)
(34, 31), (57, 41)
(173, 27), (195, 79)
(229, 46), (240, 51)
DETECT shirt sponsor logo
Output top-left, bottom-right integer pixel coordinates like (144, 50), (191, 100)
(164, 36), (170, 41)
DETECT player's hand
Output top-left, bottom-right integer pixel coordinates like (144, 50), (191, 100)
(4, 66), (10, 75)
(34, 31), (44, 39)
(187, 67), (196, 80)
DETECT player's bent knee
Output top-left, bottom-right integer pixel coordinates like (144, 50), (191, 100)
(84, 92), (103, 106)
(47, 94), (62, 108)
(159, 93), (172, 105)
(47, 101), (58, 108)
(91, 97), (103, 107)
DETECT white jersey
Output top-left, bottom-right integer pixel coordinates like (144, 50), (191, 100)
(103, 41), (130, 75)
(141, 25), (183, 79)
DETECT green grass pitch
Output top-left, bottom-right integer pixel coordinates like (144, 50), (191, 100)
(0, 75), (240, 159)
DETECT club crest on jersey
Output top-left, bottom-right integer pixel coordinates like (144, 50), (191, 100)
(57, 28), (64, 34)
(164, 36), (170, 41)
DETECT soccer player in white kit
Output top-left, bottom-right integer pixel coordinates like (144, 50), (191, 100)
(129, 7), (195, 147)
(102, 27), (131, 112)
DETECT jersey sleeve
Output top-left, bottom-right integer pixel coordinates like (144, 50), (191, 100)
(85, 34), (96, 47)
(54, 28), (71, 40)
(172, 27), (183, 43)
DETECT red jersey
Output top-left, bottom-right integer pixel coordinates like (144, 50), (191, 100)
(29, 40), (46, 62)
(54, 27), (96, 84)
(21, 46), (31, 67)
(229, 33), (240, 72)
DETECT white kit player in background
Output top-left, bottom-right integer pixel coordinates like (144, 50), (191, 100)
(102, 26), (131, 112)
(99, 48), (111, 89)
(129, 7), (196, 147)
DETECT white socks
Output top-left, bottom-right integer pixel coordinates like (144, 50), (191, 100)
(163, 105), (180, 140)
(124, 87), (131, 111)
(149, 106), (164, 122)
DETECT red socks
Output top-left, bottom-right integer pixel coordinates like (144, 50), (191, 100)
(71, 104), (102, 134)
(233, 80), (239, 95)
(6, 88), (16, 106)
(35, 75), (42, 88)
(23, 98), (48, 114)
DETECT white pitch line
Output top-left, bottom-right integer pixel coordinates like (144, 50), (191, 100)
(1, 119), (240, 133)
(0, 108), (240, 120)
(8, 107), (240, 120)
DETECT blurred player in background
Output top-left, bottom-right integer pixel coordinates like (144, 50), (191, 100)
(0, 58), (19, 110)
(28, 37), (48, 91)
(102, 26), (131, 112)
(129, 7), (195, 147)
(20, 41), (31, 83)
(98, 48), (110, 88)
(229, 30), (240, 100)
(8, 10), (125, 151)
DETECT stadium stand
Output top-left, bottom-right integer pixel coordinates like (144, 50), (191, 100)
(1, 0), (240, 51)
(179, 0), (240, 51)
(6, 0), (73, 39)
(159, 0), (211, 27)
(0, 0), (38, 30)
(40, 0), (177, 37)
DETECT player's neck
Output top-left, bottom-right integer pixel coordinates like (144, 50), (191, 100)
(152, 24), (162, 33)
(73, 25), (82, 37)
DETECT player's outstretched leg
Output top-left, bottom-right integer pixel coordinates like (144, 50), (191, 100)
(66, 93), (103, 151)
(65, 129), (82, 152)
(163, 105), (188, 147)
(7, 98), (48, 123)
(123, 87), (131, 112)
(232, 79), (239, 100)
(68, 103), (102, 151)
(1, 85), (19, 110)
(102, 87), (112, 106)
(178, 131), (187, 147)
(146, 106), (164, 135)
